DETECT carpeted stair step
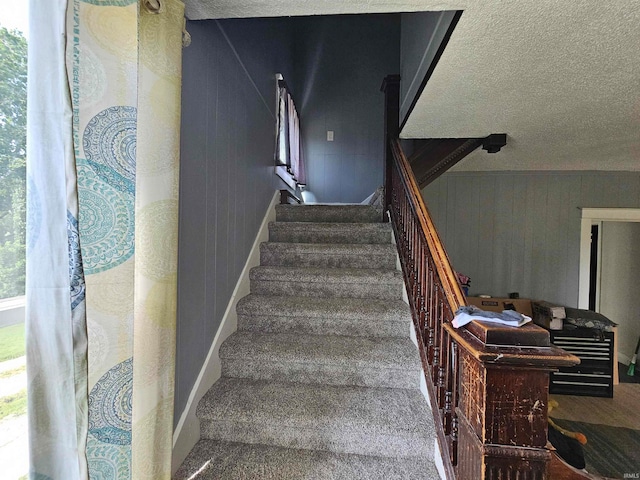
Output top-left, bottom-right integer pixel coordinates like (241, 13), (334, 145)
(260, 242), (397, 269)
(268, 221), (392, 244)
(276, 204), (382, 223)
(220, 331), (421, 389)
(176, 201), (441, 477)
(236, 294), (411, 338)
(173, 440), (438, 480)
(249, 266), (403, 299)
(196, 378), (434, 459)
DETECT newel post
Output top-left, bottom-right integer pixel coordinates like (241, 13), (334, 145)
(444, 322), (579, 480)
(381, 75), (401, 221)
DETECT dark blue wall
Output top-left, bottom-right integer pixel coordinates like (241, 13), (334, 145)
(294, 14), (400, 203)
(176, 14), (402, 425)
(175, 18), (295, 425)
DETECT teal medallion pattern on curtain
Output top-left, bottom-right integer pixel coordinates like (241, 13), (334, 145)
(62, 0), (184, 477)
(77, 158), (135, 274)
(67, 211), (86, 310)
(88, 358), (133, 445)
(86, 358), (133, 479)
(83, 106), (137, 195)
(86, 436), (132, 480)
(31, 474), (54, 480)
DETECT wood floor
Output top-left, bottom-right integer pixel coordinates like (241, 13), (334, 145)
(551, 383), (640, 430)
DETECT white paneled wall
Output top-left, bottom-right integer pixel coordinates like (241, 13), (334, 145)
(423, 171), (640, 307)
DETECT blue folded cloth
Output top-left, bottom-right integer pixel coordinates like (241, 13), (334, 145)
(453, 305), (531, 328)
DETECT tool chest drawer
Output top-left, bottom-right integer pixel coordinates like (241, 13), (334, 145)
(550, 328), (614, 398)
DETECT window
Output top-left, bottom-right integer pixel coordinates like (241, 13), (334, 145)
(0, 2), (28, 477)
(275, 77), (306, 191)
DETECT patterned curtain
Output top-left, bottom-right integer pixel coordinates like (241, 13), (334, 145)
(26, 1), (184, 478)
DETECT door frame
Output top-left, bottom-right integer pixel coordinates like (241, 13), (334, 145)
(578, 208), (640, 309)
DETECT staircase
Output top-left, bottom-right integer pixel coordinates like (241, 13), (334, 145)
(174, 204), (437, 479)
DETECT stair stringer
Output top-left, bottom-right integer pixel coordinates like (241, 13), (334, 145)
(171, 190), (279, 475)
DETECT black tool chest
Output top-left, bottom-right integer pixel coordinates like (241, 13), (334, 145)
(549, 328), (614, 398)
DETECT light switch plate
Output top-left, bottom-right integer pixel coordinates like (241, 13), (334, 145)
(327, 130), (334, 141)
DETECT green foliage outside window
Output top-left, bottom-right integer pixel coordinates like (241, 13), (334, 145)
(0, 25), (27, 298)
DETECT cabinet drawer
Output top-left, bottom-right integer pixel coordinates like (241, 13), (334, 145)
(550, 329), (614, 398)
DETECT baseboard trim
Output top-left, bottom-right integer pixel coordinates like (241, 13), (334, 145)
(171, 190), (279, 474)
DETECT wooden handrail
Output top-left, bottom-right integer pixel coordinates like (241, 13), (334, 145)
(390, 138), (466, 313)
(279, 189), (302, 205)
(381, 74), (581, 480)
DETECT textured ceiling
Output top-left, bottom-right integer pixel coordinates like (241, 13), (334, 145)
(184, 0), (640, 171)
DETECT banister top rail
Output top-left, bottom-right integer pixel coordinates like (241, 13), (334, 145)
(389, 138), (466, 313)
(443, 322), (581, 368)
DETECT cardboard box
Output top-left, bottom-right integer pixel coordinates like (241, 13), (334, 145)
(532, 301), (566, 319)
(534, 317), (565, 330)
(532, 301), (566, 330)
(466, 297), (533, 318)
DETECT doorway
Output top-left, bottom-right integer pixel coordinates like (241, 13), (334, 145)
(579, 208), (640, 366)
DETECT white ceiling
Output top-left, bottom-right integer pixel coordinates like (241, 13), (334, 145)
(184, 0), (640, 172)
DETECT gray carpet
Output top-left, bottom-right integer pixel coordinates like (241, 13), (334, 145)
(177, 441), (434, 480)
(174, 204), (437, 479)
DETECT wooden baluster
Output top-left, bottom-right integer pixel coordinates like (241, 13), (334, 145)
(449, 340), (459, 466)
(411, 229), (419, 325)
(390, 170), (396, 218)
(411, 221), (418, 298)
(409, 216), (415, 294)
(400, 193), (405, 233)
(402, 197), (409, 263)
(410, 212), (416, 294)
(418, 239), (426, 336)
(443, 323), (452, 436)
(414, 224), (420, 300)
(427, 267), (435, 364)
(438, 295), (447, 409)
(400, 196), (407, 258)
(407, 217), (417, 292)
(398, 192), (405, 258)
(404, 198), (410, 273)
(399, 197), (405, 249)
(394, 170), (400, 219)
(432, 289), (441, 384)
(408, 219), (413, 292)
(438, 365), (446, 415)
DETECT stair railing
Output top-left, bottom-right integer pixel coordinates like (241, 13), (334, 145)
(381, 75), (580, 480)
